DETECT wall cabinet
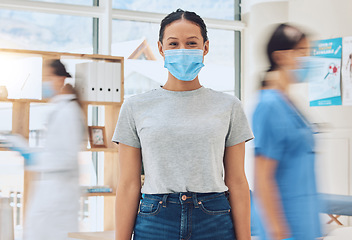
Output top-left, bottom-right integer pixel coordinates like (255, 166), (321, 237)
(316, 130), (352, 226)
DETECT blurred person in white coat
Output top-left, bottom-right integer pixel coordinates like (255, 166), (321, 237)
(23, 60), (86, 240)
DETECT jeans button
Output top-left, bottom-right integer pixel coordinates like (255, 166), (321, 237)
(181, 195), (187, 201)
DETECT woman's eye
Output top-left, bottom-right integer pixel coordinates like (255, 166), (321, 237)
(169, 42), (178, 46)
(187, 42), (197, 46)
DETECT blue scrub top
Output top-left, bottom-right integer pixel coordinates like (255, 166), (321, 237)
(252, 89), (321, 240)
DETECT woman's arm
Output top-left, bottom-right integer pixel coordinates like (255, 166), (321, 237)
(115, 143), (142, 240)
(254, 155), (291, 240)
(224, 142), (250, 240)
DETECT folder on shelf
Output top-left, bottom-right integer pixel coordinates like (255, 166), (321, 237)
(74, 64), (86, 101)
(81, 185), (113, 193)
(87, 188), (113, 193)
(112, 62), (122, 102)
(75, 61), (121, 103)
(104, 62), (114, 102)
(96, 62), (105, 102)
(20, 57), (42, 99)
(75, 62), (98, 101)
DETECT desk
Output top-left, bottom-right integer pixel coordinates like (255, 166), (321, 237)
(68, 231), (114, 240)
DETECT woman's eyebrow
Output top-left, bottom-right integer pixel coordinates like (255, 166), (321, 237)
(167, 37), (178, 40)
(187, 36), (199, 39)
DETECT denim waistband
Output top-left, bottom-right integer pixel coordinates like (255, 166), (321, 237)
(141, 192), (228, 205)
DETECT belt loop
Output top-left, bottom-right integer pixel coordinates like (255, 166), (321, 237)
(225, 191), (230, 200)
(162, 194), (168, 208)
(192, 192), (199, 208)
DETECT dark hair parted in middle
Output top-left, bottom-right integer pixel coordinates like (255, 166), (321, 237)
(159, 9), (208, 44)
(266, 23), (306, 71)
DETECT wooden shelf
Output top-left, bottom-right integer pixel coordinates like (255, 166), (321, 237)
(0, 48), (124, 231)
(85, 147), (118, 152)
(68, 231), (114, 240)
(84, 101), (122, 106)
(1, 147), (118, 152)
(0, 98), (122, 106)
(0, 98), (46, 103)
(84, 192), (116, 197)
(0, 48), (124, 62)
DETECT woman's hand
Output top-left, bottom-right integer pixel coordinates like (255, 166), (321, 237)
(270, 221), (291, 240)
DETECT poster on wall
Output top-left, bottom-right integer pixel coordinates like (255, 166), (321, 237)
(342, 36), (352, 105)
(309, 37), (342, 107)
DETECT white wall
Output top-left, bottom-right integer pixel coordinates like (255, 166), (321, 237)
(242, 1), (289, 106)
(242, 0), (289, 189)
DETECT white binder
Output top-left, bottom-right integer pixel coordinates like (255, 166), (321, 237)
(112, 62), (122, 102)
(74, 63), (86, 101)
(104, 62), (114, 102)
(96, 62), (105, 102)
(75, 61), (121, 102)
(75, 62), (97, 101)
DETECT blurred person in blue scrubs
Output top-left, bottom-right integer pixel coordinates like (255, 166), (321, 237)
(21, 60), (86, 240)
(252, 24), (322, 240)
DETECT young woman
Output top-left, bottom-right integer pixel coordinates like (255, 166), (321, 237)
(252, 24), (322, 240)
(113, 9), (253, 240)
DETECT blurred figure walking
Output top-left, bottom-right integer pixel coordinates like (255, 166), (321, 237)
(252, 24), (322, 240)
(23, 60), (86, 240)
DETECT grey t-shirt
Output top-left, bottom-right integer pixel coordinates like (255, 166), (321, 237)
(112, 87), (253, 194)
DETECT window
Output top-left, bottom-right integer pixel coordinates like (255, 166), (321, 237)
(28, 0), (93, 6)
(200, 28), (236, 94)
(111, 20), (165, 97)
(113, 0), (236, 20)
(0, 9), (93, 53)
(0, 152), (24, 237)
(78, 152), (105, 231)
(112, 20), (237, 97)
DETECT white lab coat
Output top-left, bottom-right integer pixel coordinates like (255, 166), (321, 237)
(24, 94), (86, 240)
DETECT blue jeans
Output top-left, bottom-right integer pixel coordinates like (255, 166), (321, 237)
(133, 192), (236, 240)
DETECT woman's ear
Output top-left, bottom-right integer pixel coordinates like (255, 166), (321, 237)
(158, 41), (164, 58)
(203, 40), (209, 56)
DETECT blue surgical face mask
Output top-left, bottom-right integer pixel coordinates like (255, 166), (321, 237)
(42, 81), (56, 99)
(290, 56), (315, 83)
(164, 49), (205, 81)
